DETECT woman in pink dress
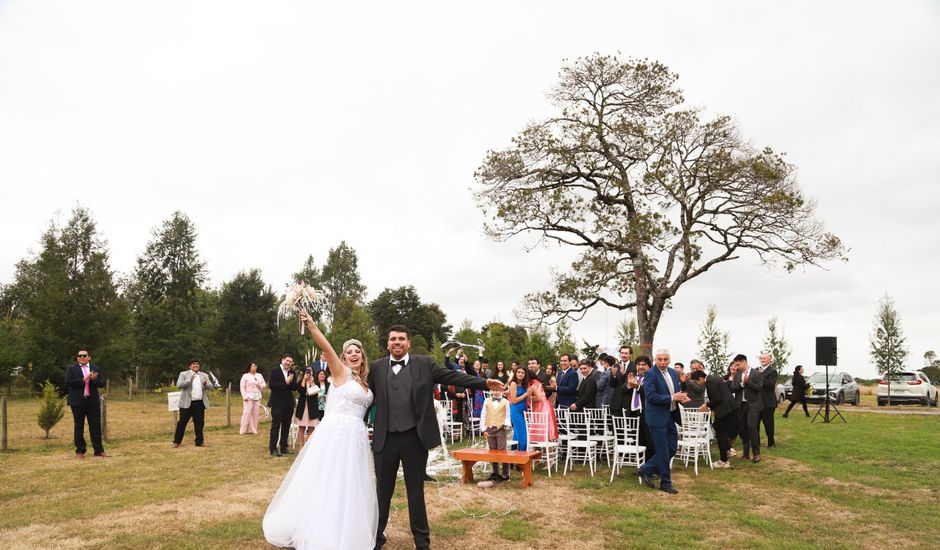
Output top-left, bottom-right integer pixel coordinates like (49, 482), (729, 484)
(239, 362), (266, 434)
(527, 376), (558, 442)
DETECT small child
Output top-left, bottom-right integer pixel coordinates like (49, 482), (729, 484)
(480, 389), (512, 482)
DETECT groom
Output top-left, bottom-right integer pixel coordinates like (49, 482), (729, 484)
(369, 325), (504, 550)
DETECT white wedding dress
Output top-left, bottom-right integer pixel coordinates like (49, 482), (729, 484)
(263, 369), (377, 549)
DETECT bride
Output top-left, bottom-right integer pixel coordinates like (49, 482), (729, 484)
(263, 308), (378, 549)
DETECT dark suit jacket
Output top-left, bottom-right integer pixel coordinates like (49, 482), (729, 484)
(267, 366), (298, 409)
(65, 363), (105, 406)
(704, 374), (736, 420)
(760, 365), (779, 409)
(643, 367), (683, 428)
(369, 354), (487, 453)
(573, 372), (598, 411)
(790, 372), (808, 401)
(731, 368), (764, 413)
(556, 367), (579, 407)
(608, 366), (627, 414)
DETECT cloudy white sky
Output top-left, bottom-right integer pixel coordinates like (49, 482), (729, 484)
(2, 0), (938, 378)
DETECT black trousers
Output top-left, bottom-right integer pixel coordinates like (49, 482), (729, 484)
(269, 405), (293, 452)
(738, 406), (761, 456)
(71, 399), (104, 455)
(713, 413), (735, 462)
(174, 401), (206, 445)
(760, 407), (776, 446)
(783, 399), (809, 417)
(629, 410), (655, 457)
(375, 429), (430, 550)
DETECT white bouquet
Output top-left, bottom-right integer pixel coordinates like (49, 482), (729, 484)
(277, 281), (327, 334)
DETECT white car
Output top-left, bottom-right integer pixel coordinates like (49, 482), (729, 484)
(877, 371), (938, 407)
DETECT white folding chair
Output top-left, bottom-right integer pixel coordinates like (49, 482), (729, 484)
(609, 415), (646, 482)
(672, 409), (713, 475)
(525, 411), (559, 476)
(442, 404), (463, 444)
(585, 408), (615, 466)
(555, 406), (575, 457)
(563, 411), (599, 477)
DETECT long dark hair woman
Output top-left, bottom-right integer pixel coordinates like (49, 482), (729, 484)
(783, 365), (810, 418)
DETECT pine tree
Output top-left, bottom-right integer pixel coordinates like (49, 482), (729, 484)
(763, 316), (793, 371)
(552, 319), (578, 359)
(870, 294), (908, 405)
(616, 317), (640, 356)
(698, 305), (730, 377)
(37, 381), (65, 438)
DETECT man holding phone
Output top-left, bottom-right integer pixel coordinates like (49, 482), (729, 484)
(65, 349), (107, 458)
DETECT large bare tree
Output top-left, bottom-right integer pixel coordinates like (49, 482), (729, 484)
(475, 54), (846, 348)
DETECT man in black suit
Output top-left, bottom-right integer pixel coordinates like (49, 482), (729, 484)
(268, 354), (298, 457)
(619, 345), (636, 376)
(625, 355), (654, 457)
(527, 357), (550, 387)
(570, 360), (598, 411)
(758, 352), (778, 448)
(65, 349), (107, 458)
(730, 354), (764, 462)
(370, 325), (504, 550)
(694, 370), (737, 467)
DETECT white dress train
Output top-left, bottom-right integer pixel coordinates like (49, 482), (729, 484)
(263, 371), (377, 549)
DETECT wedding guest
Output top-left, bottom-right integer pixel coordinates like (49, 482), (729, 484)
(683, 360), (706, 408)
(782, 365), (810, 418)
(508, 366), (532, 450)
(173, 359), (217, 448)
(315, 368), (330, 418)
(595, 354), (615, 408)
(731, 354), (764, 462)
(544, 363), (558, 406)
(481, 389), (512, 482)
(570, 359), (597, 412)
(295, 365), (321, 449)
(494, 361), (510, 385)
(758, 351), (778, 448)
(555, 354), (579, 409)
(239, 362), (266, 435)
(608, 357), (628, 416)
(528, 368), (558, 444)
(674, 362), (689, 391)
(65, 349), (107, 458)
(635, 349), (689, 494)
(619, 345), (636, 375)
(480, 358), (493, 379)
(694, 370), (737, 468)
(626, 355), (654, 456)
(527, 357), (550, 387)
(268, 355), (299, 457)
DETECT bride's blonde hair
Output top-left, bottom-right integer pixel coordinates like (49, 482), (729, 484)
(342, 339), (369, 385)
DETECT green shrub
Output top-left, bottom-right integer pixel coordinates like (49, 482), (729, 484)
(37, 381), (65, 438)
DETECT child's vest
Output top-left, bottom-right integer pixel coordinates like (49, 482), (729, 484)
(484, 398), (508, 429)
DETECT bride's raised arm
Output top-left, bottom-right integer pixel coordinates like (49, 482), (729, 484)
(300, 308), (347, 387)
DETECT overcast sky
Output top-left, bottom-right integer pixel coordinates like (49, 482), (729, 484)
(2, 0), (938, 378)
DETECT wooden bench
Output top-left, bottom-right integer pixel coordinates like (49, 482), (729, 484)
(450, 449), (542, 488)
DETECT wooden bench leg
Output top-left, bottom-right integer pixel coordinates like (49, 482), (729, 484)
(461, 460), (476, 484)
(521, 461), (533, 488)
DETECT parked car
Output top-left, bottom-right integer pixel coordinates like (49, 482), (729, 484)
(776, 383), (785, 405)
(804, 371), (860, 405)
(877, 371), (939, 407)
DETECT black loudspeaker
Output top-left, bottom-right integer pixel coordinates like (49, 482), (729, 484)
(816, 336), (837, 365)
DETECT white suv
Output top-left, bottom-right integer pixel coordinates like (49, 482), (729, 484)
(877, 371), (938, 407)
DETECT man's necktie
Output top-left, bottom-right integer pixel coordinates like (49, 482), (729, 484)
(632, 376), (643, 410)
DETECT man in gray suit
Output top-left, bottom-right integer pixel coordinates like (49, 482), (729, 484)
(173, 359), (217, 448)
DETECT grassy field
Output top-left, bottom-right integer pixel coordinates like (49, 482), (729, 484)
(1, 390), (938, 549)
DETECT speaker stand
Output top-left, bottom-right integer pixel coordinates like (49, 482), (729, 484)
(812, 364), (846, 424)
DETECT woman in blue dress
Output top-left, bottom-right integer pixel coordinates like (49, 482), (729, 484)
(508, 365), (533, 451)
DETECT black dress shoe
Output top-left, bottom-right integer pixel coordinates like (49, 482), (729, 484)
(633, 469), (655, 488)
(767, 443), (775, 448)
(660, 486), (679, 494)
(270, 450), (282, 457)
(424, 474), (438, 482)
(742, 453), (750, 460)
(753, 454), (761, 463)
(280, 449), (293, 455)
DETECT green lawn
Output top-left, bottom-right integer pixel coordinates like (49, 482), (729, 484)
(0, 392), (938, 549)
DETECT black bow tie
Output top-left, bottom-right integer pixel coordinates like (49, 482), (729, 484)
(390, 359), (405, 367)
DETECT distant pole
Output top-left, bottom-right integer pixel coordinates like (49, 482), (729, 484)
(135, 366), (140, 389)
(1, 396), (7, 451)
(226, 383), (232, 428)
(105, 379), (110, 396)
(100, 396), (108, 442)
(128, 376), (133, 400)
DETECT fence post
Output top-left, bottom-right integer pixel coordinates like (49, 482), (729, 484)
(1, 396), (7, 451)
(135, 366), (140, 389)
(128, 377), (134, 400)
(226, 383), (232, 428)
(105, 379), (110, 396)
(100, 395), (108, 442)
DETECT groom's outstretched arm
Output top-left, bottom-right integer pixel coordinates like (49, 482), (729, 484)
(430, 359), (487, 391)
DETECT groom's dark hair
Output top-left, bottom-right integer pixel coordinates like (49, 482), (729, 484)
(387, 324), (410, 338)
